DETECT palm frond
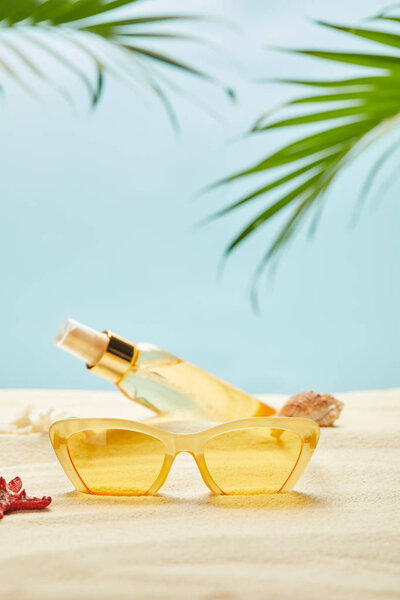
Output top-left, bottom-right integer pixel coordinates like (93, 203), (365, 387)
(212, 13), (400, 295)
(0, 0), (235, 124)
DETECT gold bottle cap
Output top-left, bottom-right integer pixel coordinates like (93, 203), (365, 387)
(89, 331), (136, 383)
(55, 318), (136, 383)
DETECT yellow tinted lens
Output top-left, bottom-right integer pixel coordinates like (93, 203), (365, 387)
(67, 429), (166, 495)
(203, 427), (302, 494)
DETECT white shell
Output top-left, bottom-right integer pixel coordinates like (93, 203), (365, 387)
(0, 405), (67, 434)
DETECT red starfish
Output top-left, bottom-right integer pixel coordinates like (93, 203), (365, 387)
(0, 477), (51, 519)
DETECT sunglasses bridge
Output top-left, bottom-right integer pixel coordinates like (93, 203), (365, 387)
(167, 432), (202, 455)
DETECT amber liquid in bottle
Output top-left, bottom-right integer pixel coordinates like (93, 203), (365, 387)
(118, 343), (274, 421)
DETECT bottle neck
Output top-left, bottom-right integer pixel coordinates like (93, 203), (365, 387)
(88, 331), (137, 383)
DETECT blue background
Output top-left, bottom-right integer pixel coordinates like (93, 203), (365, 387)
(0, 0), (398, 393)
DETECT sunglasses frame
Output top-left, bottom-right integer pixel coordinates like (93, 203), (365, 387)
(49, 417), (320, 496)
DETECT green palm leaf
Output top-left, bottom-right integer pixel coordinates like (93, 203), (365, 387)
(0, 0), (234, 125)
(212, 12), (400, 296)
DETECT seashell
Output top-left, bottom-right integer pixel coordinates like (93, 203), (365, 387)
(0, 405), (67, 434)
(278, 390), (344, 426)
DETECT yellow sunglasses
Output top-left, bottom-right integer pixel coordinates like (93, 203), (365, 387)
(49, 417), (319, 496)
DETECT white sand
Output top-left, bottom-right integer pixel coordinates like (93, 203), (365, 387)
(0, 388), (399, 599)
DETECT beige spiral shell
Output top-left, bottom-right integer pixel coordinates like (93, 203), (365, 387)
(278, 390), (344, 426)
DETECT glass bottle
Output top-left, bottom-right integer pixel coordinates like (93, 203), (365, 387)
(55, 319), (275, 421)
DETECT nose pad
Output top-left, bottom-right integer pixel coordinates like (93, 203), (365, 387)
(162, 452), (205, 496)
